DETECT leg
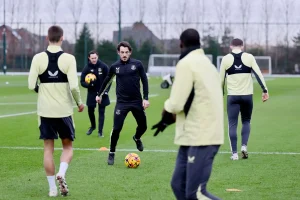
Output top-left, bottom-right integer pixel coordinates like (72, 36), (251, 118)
(87, 106), (96, 135)
(98, 106), (106, 137)
(131, 104), (147, 151)
(227, 96), (240, 155)
(39, 117), (59, 196)
(170, 146), (188, 200)
(240, 95), (253, 146)
(185, 145), (221, 200)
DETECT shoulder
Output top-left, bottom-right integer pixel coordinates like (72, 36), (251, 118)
(111, 60), (120, 68)
(61, 52), (76, 61)
(223, 53), (234, 60)
(33, 51), (47, 60)
(243, 52), (255, 59)
(98, 60), (108, 68)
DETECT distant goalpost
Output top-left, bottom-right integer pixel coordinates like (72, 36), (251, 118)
(216, 56), (272, 75)
(148, 54), (213, 76)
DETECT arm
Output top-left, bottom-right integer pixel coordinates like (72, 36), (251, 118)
(28, 55), (39, 92)
(251, 55), (268, 93)
(103, 64), (112, 94)
(164, 61), (193, 114)
(219, 57), (227, 95)
(80, 66), (90, 88)
(98, 66), (115, 97)
(67, 56), (83, 106)
(138, 61), (149, 100)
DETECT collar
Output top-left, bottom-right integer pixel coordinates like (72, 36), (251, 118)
(120, 58), (131, 64)
(47, 45), (63, 53)
(88, 60), (100, 67)
(232, 49), (242, 54)
(179, 45), (201, 60)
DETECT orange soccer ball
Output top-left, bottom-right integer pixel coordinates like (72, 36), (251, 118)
(85, 73), (97, 84)
(124, 153), (141, 168)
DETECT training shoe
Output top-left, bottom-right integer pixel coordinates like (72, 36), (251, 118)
(86, 127), (95, 135)
(107, 152), (115, 165)
(98, 132), (104, 137)
(241, 145), (248, 159)
(133, 136), (144, 152)
(48, 188), (58, 197)
(56, 175), (69, 196)
(230, 153), (239, 160)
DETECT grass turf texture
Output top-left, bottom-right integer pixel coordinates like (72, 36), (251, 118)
(0, 76), (299, 200)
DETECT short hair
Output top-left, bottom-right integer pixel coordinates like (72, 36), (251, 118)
(48, 26), (63, 43)
(180, 28), (201, 47)
(231, 38), (243, 46)
(117, 41), (132, 52)
(88, 50), (98, 57)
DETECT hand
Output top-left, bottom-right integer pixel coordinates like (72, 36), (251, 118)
(262, 92), (269, 102)
(152, 109), (176, 136)
(78, 104), (84, 112)
(96, 95), (102, 104)
(143, 100), (150, 109)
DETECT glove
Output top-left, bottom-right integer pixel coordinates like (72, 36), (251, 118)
(151, 110), (176, 136)
(34, 84), (39, 93)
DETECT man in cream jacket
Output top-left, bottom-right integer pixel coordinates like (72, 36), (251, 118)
(152, 29), (224, 200)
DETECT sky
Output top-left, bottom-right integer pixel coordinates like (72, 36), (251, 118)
(0, 0), (299, 46)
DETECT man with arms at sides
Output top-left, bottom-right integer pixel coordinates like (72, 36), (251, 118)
(80, 50), (111, 137)
(28, 25), (84, 197)
(96, 41), (150, 165)
(152, 28), (224, 200)
(220, 38), (269, 160)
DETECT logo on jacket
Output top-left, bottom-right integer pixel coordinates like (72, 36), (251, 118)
(116, 109), (121, 115)
(98, 68), (102, 75)
(131, 65), (136, 70)
(90, 69), (94, 72)
(188, 156), (195, 163)
(116, 67), (120, 73)
(48, 70), (58, 78)
(234, 65), (242, 70)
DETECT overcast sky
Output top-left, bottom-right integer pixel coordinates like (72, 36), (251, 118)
(0, 0), (299, 45)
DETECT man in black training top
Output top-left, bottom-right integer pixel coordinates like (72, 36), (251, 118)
(96, 41), (150, 165)
(80, 50), (111, 137)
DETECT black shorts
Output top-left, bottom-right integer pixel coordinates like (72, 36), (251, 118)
(39, 116), (75, 141)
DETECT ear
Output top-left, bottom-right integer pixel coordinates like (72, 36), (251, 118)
(60, 36), (64, 42)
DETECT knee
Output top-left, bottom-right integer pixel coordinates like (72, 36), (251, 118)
(138, 124), (147, 132)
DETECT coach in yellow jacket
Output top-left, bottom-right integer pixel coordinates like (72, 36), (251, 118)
(152, 29), (223, 200)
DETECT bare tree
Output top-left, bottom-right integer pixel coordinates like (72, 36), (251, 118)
(194, 0), (205, 37)
(176, 0), (190, 33)
(239, 0), (251, 50)
(138, 0), (146, 22)
(156, 0), (169, 53)
(32, 0), (39, 35)
(91, 0), (105, 46)
(69, 0), (83, 41)
(49, 0), (60, 24)
(8, 0), (20, 27)
(214, 0), (231, 43)
(261, 0), (274, 54)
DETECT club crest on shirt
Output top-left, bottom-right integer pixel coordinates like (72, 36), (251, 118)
(116, 67), (120, 73)
(98, 68), (102, 75)
(90, 69), (94, 72)
(131, 65), (136, 70)
(116, 109), (121, 115)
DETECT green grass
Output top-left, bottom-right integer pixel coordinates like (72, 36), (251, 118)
(0, 75), (299, 200)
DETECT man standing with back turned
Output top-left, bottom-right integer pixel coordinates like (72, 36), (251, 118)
(152, 29), (224, 200)
(28, 25), (84, 197)
(96, 41), (150, 165)
(220, 38), (269, 160)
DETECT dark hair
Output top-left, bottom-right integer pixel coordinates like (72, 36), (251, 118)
(48, 25), (63, 43)
(231, 38), (243, 46)
(180, 28), (201, 47)
(117, 41), (132, 51)
(88, 50), (98, 57)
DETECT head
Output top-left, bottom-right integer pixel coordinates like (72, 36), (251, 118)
(179, 28), (201, 52)
(47, 25), (63, 45)
(88, 50), (99, 64)
(117, 41), (132, 62)
(230, 38), (244, 51)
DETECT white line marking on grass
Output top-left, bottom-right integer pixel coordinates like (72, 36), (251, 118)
(0, 102), (36, 105)
(0, 146), (300, 155)
(0, 94), (159, 118)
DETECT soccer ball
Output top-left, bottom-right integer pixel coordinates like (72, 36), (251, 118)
(125, 153), (141, 168)
(85, 73), (97, 84)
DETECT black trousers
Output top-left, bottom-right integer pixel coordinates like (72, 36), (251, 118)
(88, 106), (106, 134)
(171, 145), (221, 200)
(109, 102), (147, 152)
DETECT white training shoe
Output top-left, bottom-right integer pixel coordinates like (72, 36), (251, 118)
(56, 175), (69, 196)
(48, 188), (58, 197)
(230, 153), (239, 160)
(241, 145), (248, 159)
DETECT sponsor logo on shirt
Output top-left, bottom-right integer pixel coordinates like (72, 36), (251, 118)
(131, 65), (136, 70)
(98, 68), (102, 75)
(48, 70), (58, 78)
(234, 65), (242, 70)
(188, 156), (195, 163)
(116, 67), (120, 73)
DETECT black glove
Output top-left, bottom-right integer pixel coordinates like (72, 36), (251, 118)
(152, 110), (176, 136)
(34, 84), (39, 93)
